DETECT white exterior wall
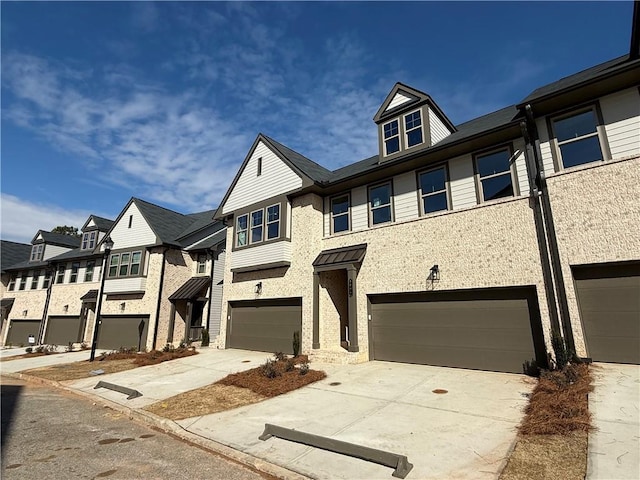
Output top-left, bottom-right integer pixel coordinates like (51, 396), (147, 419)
(110, 203), (156, 249)
(513, 139), (530, 194)
(230, 241), (292, 271)
(104, 277), (147, 294)
(536, 118), (556, 175)
(350, 186), (368, 232)
(429, 108), (452, 144)
(222, 141), (303, 214)
(448, 154), (477, 209)
(601, 87), (640, 159)
(385, 92), (412, 111)
(43, 244), (72, 260)
(393, 171), (419, 222)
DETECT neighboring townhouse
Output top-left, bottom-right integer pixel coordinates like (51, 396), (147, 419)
(214, 42), (639, 372)
(1, 231), (81, 345)
(0, 240), (32, 330)
(92, 198), (226, 351)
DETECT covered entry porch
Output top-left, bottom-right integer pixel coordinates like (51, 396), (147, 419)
(167, 276), (211, 344)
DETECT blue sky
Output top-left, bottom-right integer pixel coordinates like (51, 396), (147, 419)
(1, 1), (634, 243)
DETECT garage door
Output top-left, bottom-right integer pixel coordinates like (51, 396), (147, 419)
(97, 315), (149, 351)
(369, 287), (545, 374)
(44, 316), (83, 345)
(6, 319), (41, 346)
(228, 298), (302, 354)
(574, 262), (640, 364)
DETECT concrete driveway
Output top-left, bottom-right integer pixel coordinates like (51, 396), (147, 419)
(587, 363), (640, 480)
(180, 361), (535, 479)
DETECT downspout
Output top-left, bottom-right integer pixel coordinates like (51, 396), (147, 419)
(205, 247), (216, 332)
(519, 120), (561, 341)
(151, 247), (168, 350)
(38, 265), (55, 344)
(523, 105), (576, 355)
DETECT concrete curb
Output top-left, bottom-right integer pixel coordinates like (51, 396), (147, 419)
(3, 372), (309, 480)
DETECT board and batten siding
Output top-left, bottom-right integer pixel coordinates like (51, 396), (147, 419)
(513, 139), (530, 195)
(110, 203), (156, 249)
(449, 154), (478, 210)
(601, 88), (640, 160)
(429, 108), (452, 145)
(208, 250), (225, 337)
(385, 92), (413, 112)
(536, 118), (556, 175)
(350, 186), (369, 232)
(393, 171), (419, 222)
(230, 241), (292, 271)
(43, 245), (72, 261)
(103, 276), (147, 294)
(222, 141), (303, 214)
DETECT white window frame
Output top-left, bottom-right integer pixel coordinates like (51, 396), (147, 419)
(330, 193), (351, 234)
(404, 109), (424, 149)
(42, 270), (52, 289)
(266, 204), (280, 240)
(235, 214), (248, 247)
(550, 106), (607, 171)
(18, 273), (26, 291)
(368, 182), (394, 226)
(30, 244), (43, 262)
(383, 119), (400, 156)
(250, 209), (264, 244)
(82, 231), (97, 250)
(84, 260), (95, 282)
(418, 165), (449, 215)
(197, 254), (207, 275)
(108, 250), (143, 278)
(55, 265), (66, 284)
(8, 275), (16, 291)
(69, 262), (80, 283)
(474, 146), (517, 203)
(31, 270), (40, 290)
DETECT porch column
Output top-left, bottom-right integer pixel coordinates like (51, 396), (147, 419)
(346, 266), (359, 352)
(184, 301), (193, 343)
(167, 303), (176, 344)
(312, 271), (320, 349)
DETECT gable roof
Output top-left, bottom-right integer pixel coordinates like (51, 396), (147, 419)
(132, 198), (195, 247)
(82, 215), (114, 232)
(48, 248), (100, 262)
(261, 135), (333, 183)
(184, 226), (227, 251)
(31, 230), (82, 248)
(1, 240), (32, 271)
(176, 210), (218, 240)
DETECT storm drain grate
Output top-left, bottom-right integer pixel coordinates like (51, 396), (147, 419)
(259, 423), (413, 478)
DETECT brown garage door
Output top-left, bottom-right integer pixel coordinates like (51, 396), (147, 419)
(574, 262), (640, 364)
(228, 298), (302, 354)
(44, 316), (83, 345)
(369, 287), (546, 374)
(6, 319), (41, 346)
(97, 315), (149, 351)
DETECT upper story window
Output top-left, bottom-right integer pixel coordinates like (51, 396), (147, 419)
(475, 147), (515, 202)
(266, 204), (280, 240)
(250, 209), (264, 243)
(31, 270), (40, 290)
(70, 262), (80, 283)
(108, 251), (142, 278)
(331, 194), (350, 233)
(8, 275), (16, 291)
(18, 273), (26, 291)
(197, 254), (207, 275)
(383, 120), (400, 156)
(42, 270), (52, 289)
(405, 110), (423, 148)
(551, 108), (604, 169)
(418, 166), (448, 214)
(30, 244), (43, 262)
(56, 265), (66, 284)
(85, 261), (95, 282)
(236, 215), (248, 247)
(369, 182), (393, 225)
(82, 231), (97, 250)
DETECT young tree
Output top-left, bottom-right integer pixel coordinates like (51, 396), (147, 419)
(51, 225), (81, 238)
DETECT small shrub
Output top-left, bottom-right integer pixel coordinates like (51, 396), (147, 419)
(551, 329), (569, 371)
(201, 328), (210, 347)
(44, 344), (58, 355)
(285, 358), (295, 372)
(292, 330), (300, 357)
(35, 345), (45, 354)
(273, 351), (286, 362)
(66, 342), (74, 353)
(162, 343), (175, 353)
(25, 347), (33, 354)
(299, 362), (310, 376)
(261, 358), (281, 379)
(80, 342), (88, 350)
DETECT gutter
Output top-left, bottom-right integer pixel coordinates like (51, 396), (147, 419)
(151, 247), (168, 350)
(522, 105), (576, 355)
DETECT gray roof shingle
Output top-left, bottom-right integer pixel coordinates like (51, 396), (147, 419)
(36, 231), (82, 248)
(177, 210), (219, 240)
(1, 240), (32, 271)
(90, 216), (115, 232)
(262, 135), (333, 184)
(133, 198), (196, 246)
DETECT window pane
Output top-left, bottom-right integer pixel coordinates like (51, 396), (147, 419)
(267, 222), (279, 239)
(331, 196), (349, 215)
(130, 264), (139, 275)
(559, 135), (603, 168)
(370, 184), (391, 207)
(384, 120), (398, 138)
(372, 206), (392, 225)
(237, 215), (247, 230)
(109, 266), (118, 277)
(405, 111), (421, 129)
(477, 150), (510, 177)
(385, 137), (399, 154)
(237, 231), (247, 246)
(251, 226), (263, 243)
(251, 210), (263, 227)
(110, 254), (120, 266)
(423, 192), (448, 214)
(555, 110), (597, 142)
(406, 128), (423, 147)
(121, 253), (130, 264)
(267, 205), (280, 222)
(420, 168), (446, 193)
(131, 252), (141, 263)
(481, 174), (513, 201)
(119, 264), (129, 276)
(333, 214), (349, 233)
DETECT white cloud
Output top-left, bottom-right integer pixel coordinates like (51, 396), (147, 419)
(0, 194), (103, 243)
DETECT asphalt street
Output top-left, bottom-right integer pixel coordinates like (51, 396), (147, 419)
(0, 376), (272, 480)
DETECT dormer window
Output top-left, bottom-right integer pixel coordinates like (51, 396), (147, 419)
(405, 110), (424, 148)
(30, 244), (43, 262)
(82, 231), (97, 250)
(383, 120), (400, 156)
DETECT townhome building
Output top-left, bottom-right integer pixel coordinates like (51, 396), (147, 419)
(0, 240), (32, 330)
(214, 45), (639, 373)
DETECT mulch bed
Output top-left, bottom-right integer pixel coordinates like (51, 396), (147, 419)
(216, 356), (326, 397)
(97, 347), (198, 366)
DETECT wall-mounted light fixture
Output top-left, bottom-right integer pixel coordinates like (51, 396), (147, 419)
(23, 309), (28, 317)
(428, 264), (440, 288)
(63, 305), (69, 313)
(120, 302), (126, 311)
(254, 282), (263, 295)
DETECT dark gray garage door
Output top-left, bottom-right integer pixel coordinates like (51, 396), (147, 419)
(574, 262), (640, 364)
(97, 315), (149, 351)
(228, 298), (302, 354)
(369, 287), (545, 374)
(44, 316), (83, 345)
(6, 319), (41, 346)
